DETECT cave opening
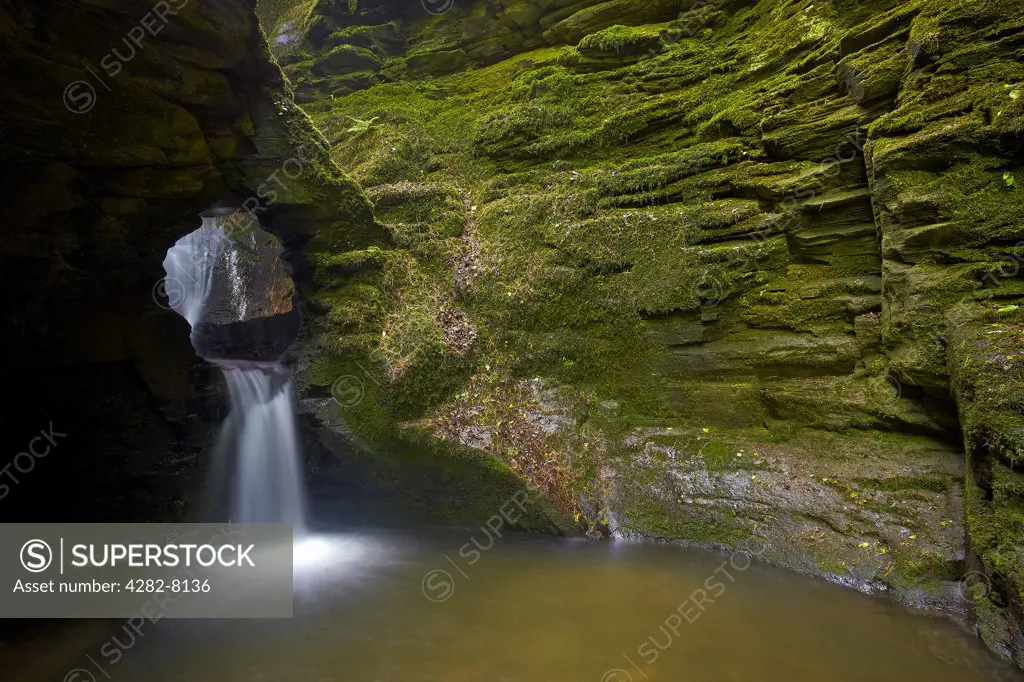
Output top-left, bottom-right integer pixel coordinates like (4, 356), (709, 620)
(161, 207), (307, 528)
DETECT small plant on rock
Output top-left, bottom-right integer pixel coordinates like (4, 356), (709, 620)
(345, 115), (380, 134)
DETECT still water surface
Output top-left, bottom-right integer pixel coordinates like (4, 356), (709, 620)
(9, 528), (1021, 681)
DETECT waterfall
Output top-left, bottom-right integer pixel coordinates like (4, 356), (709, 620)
(162, 211), (307, 530)
(162, 217), (227, 329)
(211, 362), (307, 528)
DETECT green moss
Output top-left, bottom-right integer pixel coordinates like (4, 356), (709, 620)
(700, 440), (740, 472)
(620, 498), (752, 548)
(324, 22), (401, 53)
(313, 246), (389, 273)
(474, 102), (578, 158)
(577, 23), (668, 56)
(853, 475), (952, 493)
(816, 557), (853, 576)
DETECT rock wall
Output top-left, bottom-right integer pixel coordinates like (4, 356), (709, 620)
(262, 0), (1024, 666)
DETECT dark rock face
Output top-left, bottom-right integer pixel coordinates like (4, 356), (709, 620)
(193, 313), (301, 363)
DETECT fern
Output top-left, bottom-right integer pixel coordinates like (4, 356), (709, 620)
(346, 115), (380, 134)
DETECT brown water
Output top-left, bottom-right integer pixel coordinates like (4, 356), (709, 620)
(8, 529), (1021, 682)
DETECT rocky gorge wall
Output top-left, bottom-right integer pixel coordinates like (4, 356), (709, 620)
(260, 0), (1024, 666)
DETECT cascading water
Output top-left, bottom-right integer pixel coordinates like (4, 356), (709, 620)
(162, 209), (306, 530)
(212, 363), (306, 526)
(162, 219), (224, 331)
